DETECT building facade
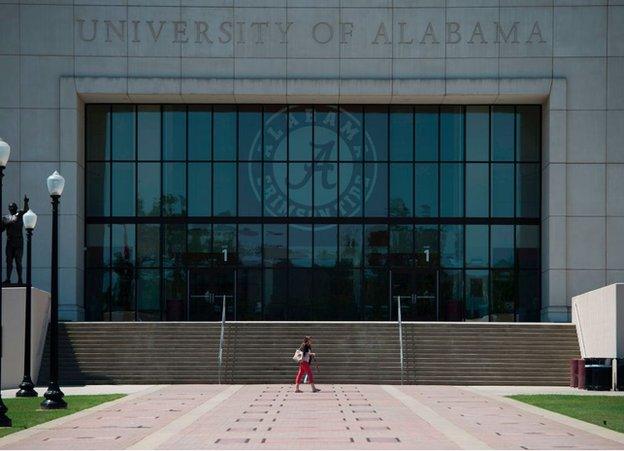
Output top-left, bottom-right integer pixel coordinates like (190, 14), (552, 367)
(1, 0), (622, 322)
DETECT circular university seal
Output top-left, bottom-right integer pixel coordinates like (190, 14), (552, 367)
(248, 106), (377, 228)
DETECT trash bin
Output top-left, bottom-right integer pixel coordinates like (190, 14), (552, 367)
(570, 359), (579, 387)
(584, 358), (612, 391)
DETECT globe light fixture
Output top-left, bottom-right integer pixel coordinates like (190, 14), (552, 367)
(16, 208), (38, 398)
(41, 171), (67, 409)
(46, 170), (65, 196)
(0, 138), (10, 425)
(0, 138), (10, 167)
(23, 209), (37, 230)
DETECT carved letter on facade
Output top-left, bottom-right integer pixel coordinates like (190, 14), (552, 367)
(420, 22), (440, 44)
(104, 20), (126, 43)
(147, 20), (167, 42)
(313, 22), (334, 44)
(276, 21), (293, 44)
(399, 22), (414, 44)
(494, 21), (520, 43)
(372, 22), (391, 44)
(173, 21), (189, 43)
(467, 21), (487, 44)
(526, 21), (546, 43)
(77, 19), (98, 42)
(446, 22), (461, 44)
(251, 22), (269, 44)
(219, 21), (233, 44)
(195, 21), (213, 44)
(340, 22), (354, 44)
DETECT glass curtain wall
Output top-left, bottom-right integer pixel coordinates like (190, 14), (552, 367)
(85, 104), (541, 321)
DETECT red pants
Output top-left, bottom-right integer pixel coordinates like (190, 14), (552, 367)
(295, 361), (314, 384)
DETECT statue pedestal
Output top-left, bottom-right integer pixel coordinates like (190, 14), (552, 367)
(1, 287), (50, 389)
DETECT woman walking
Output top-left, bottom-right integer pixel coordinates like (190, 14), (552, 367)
(295, 336), (320, 393)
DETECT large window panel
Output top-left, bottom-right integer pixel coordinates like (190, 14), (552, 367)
(264, 106), (287, 162)
(138, 105), (161, 160)
(289, 162), (312, 217)
(314, 106), (338, 161)
(491, 163), (514, 217)
(440, 163), (463, 217)
(264, 224), (287, 267)
(516, 106), (540, 162)
(390, 225), (413, 267)
(213, 163), (236, 216)
(111, 105), (135, 160)
(137, 269), (161, 321)
(136, 224), (160, 268)
(314, 224), (337, 267)
(85, 269), (110, 321)
(414, 163), (438, 217)
(465, 270), (489, 321)
(213, 224), (237, 266)
(364, 106), (388, 161)
(491, 225), (515, 268)
(264, 162), (287, 217)
(239, 106), (262, 161)
(516, 224), (540, 269)
(162, 105), (186, 161)
(314, 161), (338, 217)
(517, 163), (540, 218)
(239, 224), (262, 267)
(465, 163), (489, 217)
(339, 106), (363, 161)
(440, 106), (463, 161)
(492, 106), (514, 161)
(188, 106), (211, 161)
(289, 106), (313, 161)
(440, 270), (462, 321)
(465, 225), (489, 268)
(137, 163), (160, 216)
(86, 224), (110, 268)
(289, 225), (312, 267)
(162, 162), (186, 216)
(491, 270), (514, 322)
(86, 105), (110, 161)
(415, 225), (438, 268)
(188, 163), (211, 216)
(239, 162), (262, 216)
(414, 106), (438, 161)
(364, 162), (387, 216)
(440, 224), (463, 268)
(466, 106), (489, 161)
(86, 163), (110, 217)
(339, 162), (364, 217)
(112, 162), (135, 216)
(339, 224), (362, 267)
(187, 224), (211, 267)
(163, 224), (186, 267)
(390, 106), (413, 161)
(390, 163), (413, 217)
(214, 106), (237, 160)
(365, 224), (388, 267)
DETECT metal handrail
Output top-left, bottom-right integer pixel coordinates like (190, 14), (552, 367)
(394, 295), (406, 385)
(216, 294), (234, 385)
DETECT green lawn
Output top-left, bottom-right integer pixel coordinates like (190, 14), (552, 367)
(509, 395), (624, 434)
(0, 394), (125, 438)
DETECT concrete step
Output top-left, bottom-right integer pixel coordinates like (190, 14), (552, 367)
(39, 322), (580, 386)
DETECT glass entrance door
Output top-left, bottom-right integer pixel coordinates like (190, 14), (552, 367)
(390, 269), (439, 321)
(188, 268), (236, 321)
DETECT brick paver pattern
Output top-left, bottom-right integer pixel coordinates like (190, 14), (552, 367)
(1, 385), (622, 449)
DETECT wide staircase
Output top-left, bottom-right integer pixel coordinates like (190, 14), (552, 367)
(38, 322), (579, 386)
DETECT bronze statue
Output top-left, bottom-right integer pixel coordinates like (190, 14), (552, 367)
(2, 196), (29, 286)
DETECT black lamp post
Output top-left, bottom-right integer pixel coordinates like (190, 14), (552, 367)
(17, 208), (38, 397)
(0, 138), (12, 426)
(41, 171), (66, 410)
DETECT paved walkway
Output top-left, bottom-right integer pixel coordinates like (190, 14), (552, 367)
(0, 385), (623, 449)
